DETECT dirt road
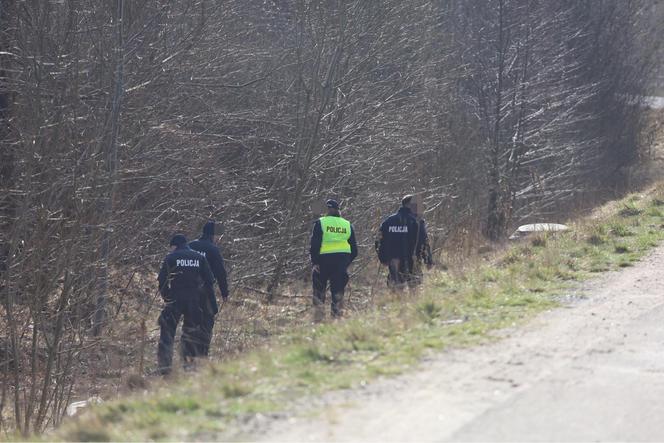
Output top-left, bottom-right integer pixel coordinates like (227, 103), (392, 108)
(254, 244), (664, 442)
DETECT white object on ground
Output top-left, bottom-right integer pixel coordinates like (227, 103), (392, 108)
(509, 223), (569, 240)
(66, 396), (103, 417)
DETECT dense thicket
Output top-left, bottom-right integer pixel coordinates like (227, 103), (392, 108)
(0, 0), (661, 433)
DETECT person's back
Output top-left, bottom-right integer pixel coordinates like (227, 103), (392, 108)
(188, 221), (230, 357)
(309, 199), (358, 319)
(311, 215), (358, 268)
(188, 238), (216, 262)
(377, 196), (421, 289)
(157, 234), (214, 374)
(189, 232), (229, 300)
(161, 247), (208, 296)
(378, 206), (419, 264)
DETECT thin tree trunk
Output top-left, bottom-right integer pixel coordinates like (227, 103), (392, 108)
(487, 0), (507, 241)
(94, 0), (125, 336)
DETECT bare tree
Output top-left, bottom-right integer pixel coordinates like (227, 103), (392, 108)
(0, 0), (660, 434)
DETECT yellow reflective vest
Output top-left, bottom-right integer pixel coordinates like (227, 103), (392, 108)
(319, 216), (352, 254)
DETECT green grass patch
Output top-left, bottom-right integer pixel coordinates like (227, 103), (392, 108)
(43, 186), (664, 442)
(614, 244), (630, 254)
(587, 225), (608, 245)
(609, 222), (634, 237)
(618, 203), (643, 217)
(417, 299), (443, 323)
(646, 206), (663, 217)
(531, 235), (547, 247)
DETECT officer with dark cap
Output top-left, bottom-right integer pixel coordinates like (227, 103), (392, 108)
(309, 199), (358, 320)
(189, 221), (230, 357)
(376, 195), (431, 289)
(157, 233), (215, 375)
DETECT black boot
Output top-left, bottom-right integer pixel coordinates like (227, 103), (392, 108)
(331, 291), (344, 318)
(313, 291), (326, 323)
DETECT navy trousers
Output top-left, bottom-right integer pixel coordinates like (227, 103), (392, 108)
(312, 258), (349, 317)
(157, 295), (202, 374)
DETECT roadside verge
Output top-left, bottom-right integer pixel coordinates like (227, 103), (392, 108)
(46, 184), (664, 442)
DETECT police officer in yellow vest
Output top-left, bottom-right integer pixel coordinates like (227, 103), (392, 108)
(309, 199), (358, 320)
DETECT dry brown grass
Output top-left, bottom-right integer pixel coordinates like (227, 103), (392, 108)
(7, 115), (664, 431)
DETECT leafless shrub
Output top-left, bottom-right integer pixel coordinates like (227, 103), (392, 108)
(0, 0), (660, 434)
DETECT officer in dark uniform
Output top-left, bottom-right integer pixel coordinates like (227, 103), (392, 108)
(377, 195), (431, 289)
(411, 208), (434, 286)
(189, 221), (229, 357)
(309, 199), (358, 320)
(157, 234), (214, 375)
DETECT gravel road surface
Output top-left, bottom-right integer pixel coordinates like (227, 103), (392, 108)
(254, 245), (664, 442)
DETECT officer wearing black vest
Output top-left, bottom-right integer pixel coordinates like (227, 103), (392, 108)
(377, 195), (430, 289)
(157, 234), (215, 375)
(309, 199), (358, 320)
(189, 221), (230, 357)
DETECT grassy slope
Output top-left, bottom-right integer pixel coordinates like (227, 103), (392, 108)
(46, 185), (664, 442)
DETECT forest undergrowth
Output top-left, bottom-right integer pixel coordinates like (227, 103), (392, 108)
(37, 181), (664, 442)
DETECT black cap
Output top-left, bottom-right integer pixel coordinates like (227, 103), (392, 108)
(326, 199), (340, 210)
(169, 234), (187, 247)
(202, 221), (215, 236)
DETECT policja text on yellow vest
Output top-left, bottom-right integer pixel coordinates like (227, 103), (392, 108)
(319, 216), (351, 254)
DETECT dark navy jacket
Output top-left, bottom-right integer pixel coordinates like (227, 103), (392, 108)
(417, 219), (433, 266)
(310, 216), (358, 267)
(377, 206), (427, 264)
(158, 245), (214, 302)
(189, 236), (229, 299)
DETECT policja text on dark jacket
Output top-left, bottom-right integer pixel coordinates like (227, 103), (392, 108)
(377, 199), (430, 288)
(158, 244), (215, 302)
(156, 234), (215, 374)
(377, 206), (420, 265)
